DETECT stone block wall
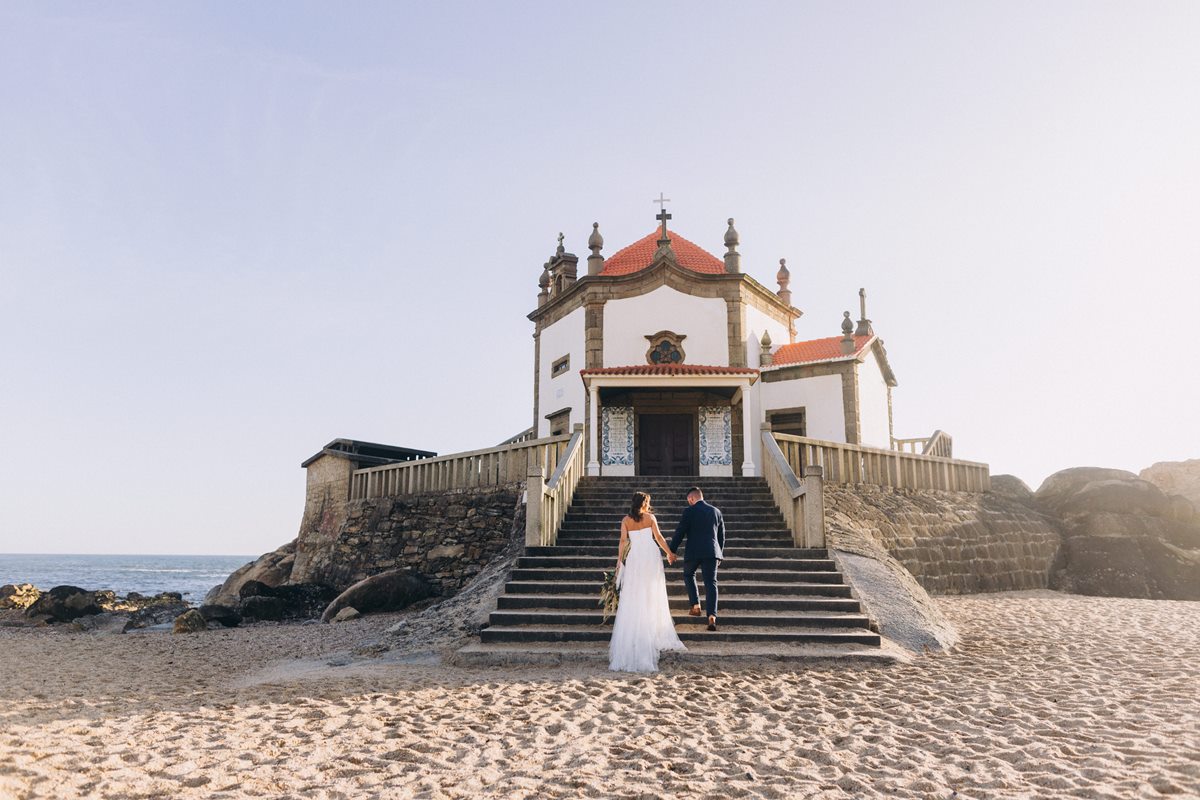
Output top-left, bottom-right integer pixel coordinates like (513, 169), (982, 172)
(824, 484), (1063, 594)
(291, 484), (524, 595)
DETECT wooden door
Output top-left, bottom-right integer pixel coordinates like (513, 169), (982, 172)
(638, 414), (695, 475)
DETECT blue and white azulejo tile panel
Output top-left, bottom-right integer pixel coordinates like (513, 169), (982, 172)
(698, 406), (732, 466)
(602, 406), (635, 466)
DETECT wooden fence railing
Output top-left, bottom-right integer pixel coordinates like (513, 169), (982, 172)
(774, 433), (990, 493)
(892, 429), (953, 458)
(525, 425), (586, 548)
(350, 433), (571, 500)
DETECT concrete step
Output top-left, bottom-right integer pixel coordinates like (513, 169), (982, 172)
(517, 555), (839, 570)
(525, 545), (820, 557)
(488, 609), (872, 629)
(496, 594), (864, 612)
(453, 640), (902, 667)
(510, 568), (846, 583)
(503, 580), (855, 597)
(551, 536), (796, 548)
(480, 625), (881, 646)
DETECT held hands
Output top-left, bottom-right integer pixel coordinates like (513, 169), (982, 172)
(665, 552), (677, 565)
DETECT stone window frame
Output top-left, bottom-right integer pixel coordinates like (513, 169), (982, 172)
(551, 354), (571, 378)
(767, 406), (807, 438)
(644, 330), (687, 365)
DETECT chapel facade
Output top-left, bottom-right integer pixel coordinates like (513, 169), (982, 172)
(529, 208), (898, 478)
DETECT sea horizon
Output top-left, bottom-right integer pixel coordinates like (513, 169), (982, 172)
(0, 553), (256, 604)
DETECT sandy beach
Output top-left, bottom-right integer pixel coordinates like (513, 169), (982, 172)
(1, 591), (1196, 799)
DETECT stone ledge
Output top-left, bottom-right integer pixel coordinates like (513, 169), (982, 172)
(451, 640), (907, 668)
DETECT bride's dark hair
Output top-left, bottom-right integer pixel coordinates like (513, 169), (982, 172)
(629, 491), (652, 522)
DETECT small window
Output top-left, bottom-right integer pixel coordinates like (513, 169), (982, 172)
(551, 354), (570, 378)
(643, 330), (687, 365)
(769, 409), (807, 437)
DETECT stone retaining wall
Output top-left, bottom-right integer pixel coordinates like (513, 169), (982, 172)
(290, 484), (524, 595)
(824, 484), (1063, 594)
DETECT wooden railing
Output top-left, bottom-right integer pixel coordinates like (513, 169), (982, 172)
(350, 433), (571, 500)
(761, 429), (826, 548)
(892, 429), (953, 458)
(525, 424), (586, 548)
(775, 433), (990, 493)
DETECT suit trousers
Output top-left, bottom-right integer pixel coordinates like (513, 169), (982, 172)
(681, 557), (719, 619)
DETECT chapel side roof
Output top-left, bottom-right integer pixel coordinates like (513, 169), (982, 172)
(300, 438), (436, 468)
(600, 229), (726, 276)
(769, 334), (898, 386)
(771, 335), (874, 366)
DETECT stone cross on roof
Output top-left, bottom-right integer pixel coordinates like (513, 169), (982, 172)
(653, 193), (672, 244)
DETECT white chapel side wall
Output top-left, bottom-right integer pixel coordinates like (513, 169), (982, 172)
(857, 350), (892, 449)
(759, 373), (846, 442)
(537, 305), (586, 437)
(743, 305), (791, 368)
(602, 285), (728, 366)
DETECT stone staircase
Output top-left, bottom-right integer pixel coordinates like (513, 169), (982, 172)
(459, 477), (883, 662)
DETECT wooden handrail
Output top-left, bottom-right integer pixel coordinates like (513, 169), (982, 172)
(527, 425), (586, 548)
(760, 430), (825, 547)
(775, 433), (989, 493)
(350, 433), (571, 500)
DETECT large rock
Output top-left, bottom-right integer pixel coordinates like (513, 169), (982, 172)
(199, 604), (242, 628)
(1141, 459), (1200, 507)
(1035, 467), (1139, 512)
(240, 595), (285, 621)
(24, 586), (102, 623)
(172, 609), (207, 634)
(0, 584), (40, 610)
(321, 569), (433, 623)
(206, 541), (296, 607)
(1040, 467), (1200, 600)
(1054, 479), (1170, 519)
(235, 581), (336, 620)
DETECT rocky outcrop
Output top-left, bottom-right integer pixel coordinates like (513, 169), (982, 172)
(0, 584), (40, 610)
(824, 485), (1062, 595)
(320, 569), (433, 622)
(1038, 468), (1200, 600)
(1140, 459), (1200, 508)
(205, 541), (296, 606)
(25, 586), (104, 623)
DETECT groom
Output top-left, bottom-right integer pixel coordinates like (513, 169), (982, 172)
(669, 486), (724, 632)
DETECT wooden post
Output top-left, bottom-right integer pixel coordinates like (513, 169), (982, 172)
(801, 464), (825, 548)
(525, 466), (545, 547)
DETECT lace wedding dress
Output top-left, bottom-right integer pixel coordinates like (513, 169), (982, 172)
(608, 527), (686, 672)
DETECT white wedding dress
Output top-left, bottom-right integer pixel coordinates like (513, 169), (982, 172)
(608, 527), (686, 672)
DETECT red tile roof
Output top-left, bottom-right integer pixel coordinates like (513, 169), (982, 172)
(600, 229), (726, 276)
(771, 335), (874, 366)
(581, 364), (759, 377)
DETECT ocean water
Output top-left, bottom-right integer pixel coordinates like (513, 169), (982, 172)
(0, 553), (255, 604)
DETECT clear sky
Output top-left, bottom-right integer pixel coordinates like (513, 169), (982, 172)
(1, 2), (1197, 556)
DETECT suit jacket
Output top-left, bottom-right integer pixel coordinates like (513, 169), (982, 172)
(669, 500), (725, 561)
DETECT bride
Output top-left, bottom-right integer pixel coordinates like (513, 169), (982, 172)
(609, 491), (686, 672)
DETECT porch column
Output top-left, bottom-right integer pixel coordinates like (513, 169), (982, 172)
(587, 383), (601, 476)
(740, 381), (757, 476)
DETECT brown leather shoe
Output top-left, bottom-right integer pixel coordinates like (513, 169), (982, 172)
(707, 616), (717, 632)
(688, 606), (702, 617)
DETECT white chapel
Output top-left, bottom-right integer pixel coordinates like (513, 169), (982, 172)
(528, 205), (900, 479)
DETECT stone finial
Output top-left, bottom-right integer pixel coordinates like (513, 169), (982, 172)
(723, 218), (741, 274)
(776, 258), (792, 306)
(855, 287), (874, 336)
(537, 263), (551, 306)
(759, 329), (773, 367)
(556, 231), (565, 256)
(587, 222), (605, 276)
(840, 311), (856, 354)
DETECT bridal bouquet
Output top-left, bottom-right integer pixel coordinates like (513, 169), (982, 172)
(599, 569), (620, 624)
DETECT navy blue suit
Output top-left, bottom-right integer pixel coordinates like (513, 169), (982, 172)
(669, 499), (724, 619)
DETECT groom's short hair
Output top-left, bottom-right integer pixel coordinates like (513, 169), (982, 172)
(686, 487), (703, 499)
